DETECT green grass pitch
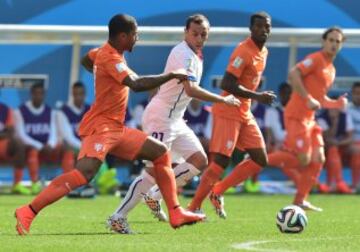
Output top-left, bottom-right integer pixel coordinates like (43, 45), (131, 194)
(1, 194), (359, 251)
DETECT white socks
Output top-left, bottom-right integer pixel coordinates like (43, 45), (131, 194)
(148, 162), (200, 201)
(112, 170), (155, 218)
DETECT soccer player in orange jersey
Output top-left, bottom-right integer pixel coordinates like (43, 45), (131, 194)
(14, 14), (205, 235)
(200, 26), (347, 216)
(188, 12), (276, 217)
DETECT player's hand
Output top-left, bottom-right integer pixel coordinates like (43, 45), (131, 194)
(306, 96), (321, 110)
(223, 95), (241, 107)
(171, 69), (189, 83)
(256, 91), (277, 105)
(336, 93), (348, 110)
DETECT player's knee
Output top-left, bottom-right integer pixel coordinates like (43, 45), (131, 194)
(254, 155), (268, 167)
(213, 154), (230, 169)
(153, 142), (168, 158)
(76, 157), (102, 181)
(187, 151), (208, 171)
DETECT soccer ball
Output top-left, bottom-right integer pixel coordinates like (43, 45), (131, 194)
(276, 205), (308, 233)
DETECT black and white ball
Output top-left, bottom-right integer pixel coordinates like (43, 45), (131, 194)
(276, 205), (308, 233)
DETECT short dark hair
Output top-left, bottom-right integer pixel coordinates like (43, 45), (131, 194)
(352, 81), (360, 91)
(108, 14), (137, 39)
(72, 81), (85, 89)
(30, 82), (44, 93)
(185, 14), (210, 30)
(322, 26), (345, 41)
(250, 11), (271, 27)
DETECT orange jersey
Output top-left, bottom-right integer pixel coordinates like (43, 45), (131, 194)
(79, 43), (135, 137)
(285, 51), (336, 120)
(212, 37), (268, 121)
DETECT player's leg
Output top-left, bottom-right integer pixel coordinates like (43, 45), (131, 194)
(350, 142), (360, 189)
(267, 150), (301, 186)
(26, 147), (42, 194)
(209, 120), (266, 218)
(148, 127), (208, 200)
(61, 145), (75, 173)
(108, 128), (205, 233)
(109, 128), (174, 223)
(14, 133), (111, 235)
(1, 137), (29, 195)
(293, 125), (325, 211)
(188, 115), (239, 212)
(145, 129), (207, 220)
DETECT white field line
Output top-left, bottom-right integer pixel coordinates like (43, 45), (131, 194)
(231, 236), (359, 252)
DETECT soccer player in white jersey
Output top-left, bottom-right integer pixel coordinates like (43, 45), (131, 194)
(107, 14), (240, 233)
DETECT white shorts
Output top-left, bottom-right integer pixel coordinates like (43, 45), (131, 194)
(142, 110), (205, 164)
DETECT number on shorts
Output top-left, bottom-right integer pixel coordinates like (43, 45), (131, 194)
(152, 132), (164, 142)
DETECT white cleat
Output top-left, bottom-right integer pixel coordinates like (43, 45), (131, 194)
(297, 200), (323, 212)
(143, 194), (168, 222)
(209, 191), (227, 219)
(106, 216), (133, 234)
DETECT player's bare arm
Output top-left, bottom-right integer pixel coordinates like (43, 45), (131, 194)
(221, 71), (276, 105)
(183, 80), (240, 106)
(123, 70), (188, 92)
(81, 54), (94, 73)
(321, 94), (348, 110)
(288, 67), (320, 110)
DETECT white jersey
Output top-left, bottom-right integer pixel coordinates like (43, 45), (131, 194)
(146, 41), (203, 123)
(348, 103), (360, 141)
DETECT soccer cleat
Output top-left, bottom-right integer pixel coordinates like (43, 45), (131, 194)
(297, 200), (323, 212)
(318, 183), (330, 194)
(31, 181), (42, 195)
(336, 181), (353, 194)
(14, 205), (36, 235)
(169, 207), (205, 229)
(209, 191), (227, 219)
(143, 194), (168, 222)
(12, 183), (31, 195)
(106, 215), (132, 234)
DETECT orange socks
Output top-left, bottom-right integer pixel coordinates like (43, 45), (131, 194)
(13, 167), (24, 185)
(30, 169), (87, 213)
(27, 149), (39, 183)
(294, 161), (322, 204)
(152, 151), (179, 210)
(350, 153), (360, 188)
(212, 159), (261, 195)
(325, 146), (342, 185)
(61, 150), (75, 173)
(188, 162), (224, 211)
(268, 151), (301, 186)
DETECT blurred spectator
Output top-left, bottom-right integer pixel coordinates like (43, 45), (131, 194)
(317, 107), (353, 193)
(14, 83), (57, 194)
(184, 99), (211, 153)
(57, 81), (90, 152)
(264, 82), (292, 151)
(348, 81), (360, 190)
(0, 102), (29, 194)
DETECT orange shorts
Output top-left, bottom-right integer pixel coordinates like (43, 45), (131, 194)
(78, 127), (147, 162)
(284, 117), (323, 156)
(209, 115), (265, 157)
(0, 139), (10, 160)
